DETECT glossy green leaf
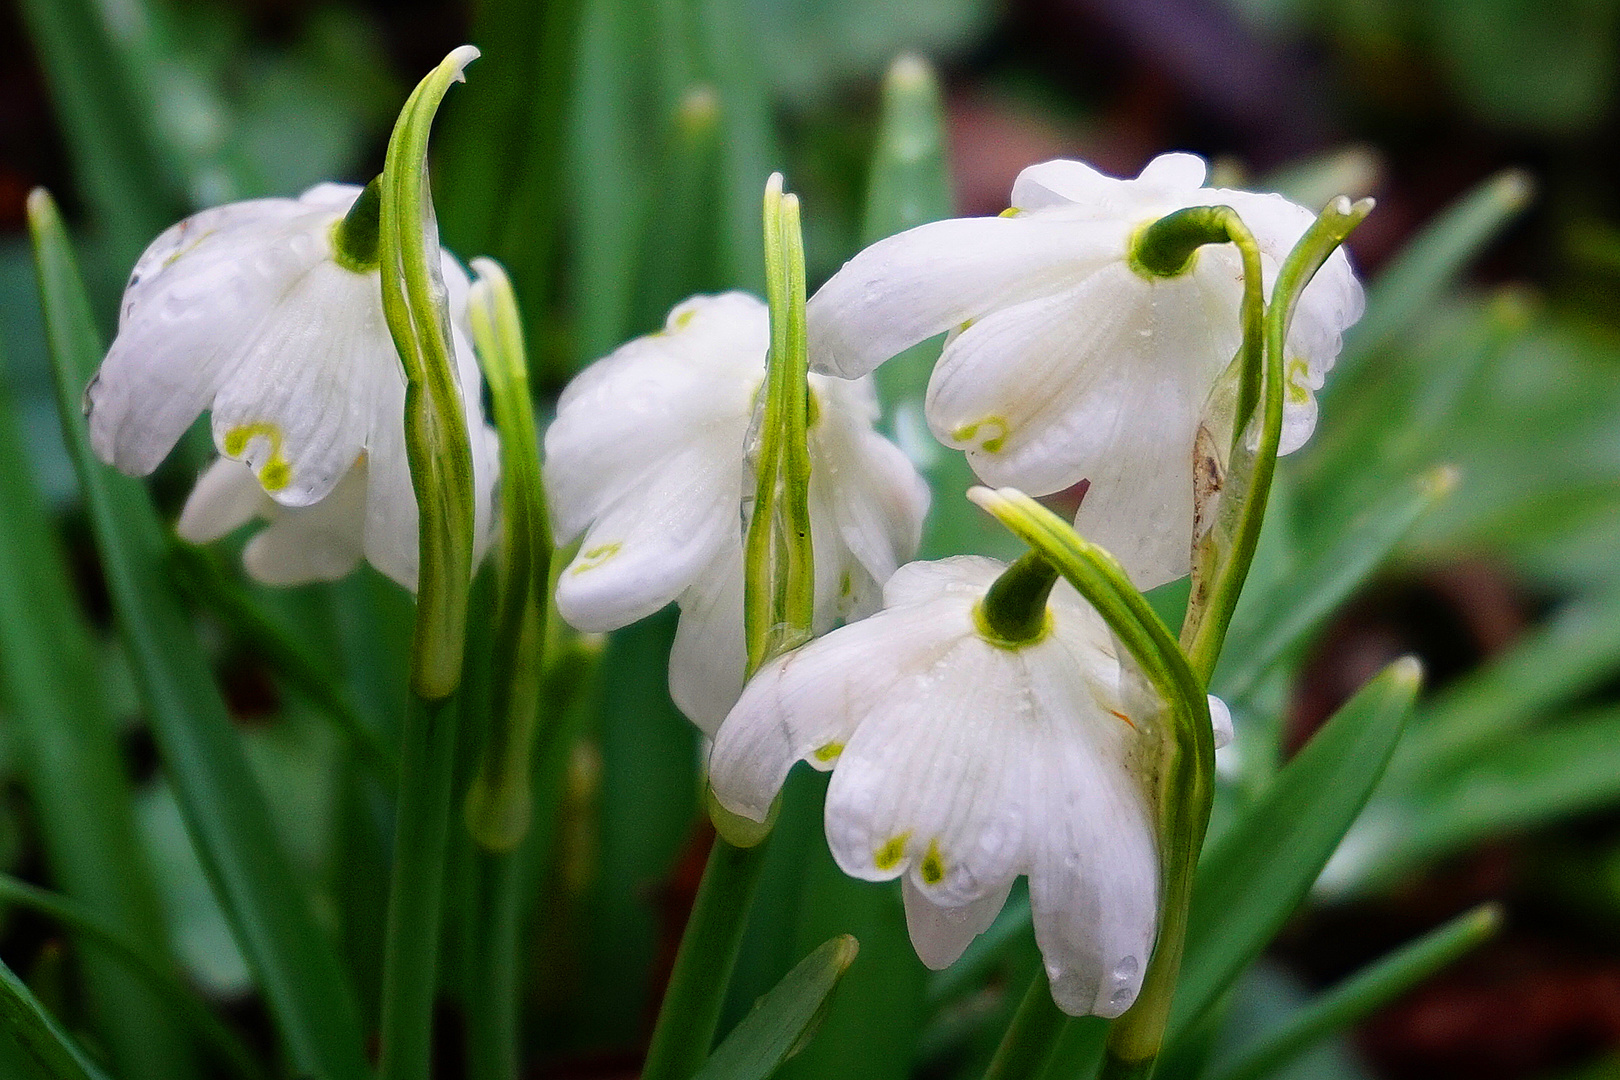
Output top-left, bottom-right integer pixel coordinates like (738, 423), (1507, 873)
(694, 936), (860, 1080)
(1216, 465), (1455, 704)
(1208, 904), (1499, 1080)
(0, 958), (113, 1080)
(0, 359), (195, 1080)
(28, 188), (370, 1080)
(1171, 658), (1420, 1042)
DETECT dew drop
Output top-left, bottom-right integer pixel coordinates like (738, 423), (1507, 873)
(1113, 955), (1138, 982)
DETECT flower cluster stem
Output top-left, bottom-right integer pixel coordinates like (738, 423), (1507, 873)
(639, 839), (772, 1080)
(377, 691), (461, 1080)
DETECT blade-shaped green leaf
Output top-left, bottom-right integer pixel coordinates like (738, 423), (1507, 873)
(0, 958), (113, 1080)
(0, 875), (266, 1080)
(695, 936), (860, 1080)
(27, 188), (370, 1080)
(0, 359), (195, 1080)
(1171, 658), (1420, 1042)
(1216, 466), (1455, 703)
(1208, 904), (1498, 1080)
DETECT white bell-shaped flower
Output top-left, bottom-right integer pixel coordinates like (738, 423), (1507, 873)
(807, 153), (1365, 589)
(87, 182), (500, 590)
(545, 291), (929, 733)
(710, 555), (1232, 1018)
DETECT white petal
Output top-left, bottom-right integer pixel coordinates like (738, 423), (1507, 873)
(1011, 153), (1206, 217)
(544, 295), (760, 544)
(880, 555), (1006, 609)
(926, 261), (1240, 586)
(808, 375), (930, 602)
(708, 598), (967, 822)
(806, 215), (1123, 380)
(176, 458), (270, 542)
(240, 464), (370, 585)
(823, 632), (1030, 906)
(902, 876), (1015, 970)
(553, 442), (740, 633)
(88, 195), (343, 477)
(208, 263), (389, 506)
(1208, 694), (1233, 750)
(669, 544), (747, 736)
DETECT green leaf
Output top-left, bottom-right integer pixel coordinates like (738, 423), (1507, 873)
(0, 358), (196, 1080)
(1207, 904), (1499, 1080)
(1330, 170), (1533, 392)
(0, 958), (112, 1080)
(28, 188), (370, 1080)
(694, 936), (860, 1080)
(0, 875), (266, 1080)
(1171, 658), (1420, 1043)
(14, 0), (184, 263)
(1216, 466), (1456, 704)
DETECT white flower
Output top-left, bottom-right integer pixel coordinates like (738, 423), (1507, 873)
(709, 555), (1232, 1017)
(87, 182), (499, 590)
(544, 291), (929, 733)
(807, 153), (1365, 589)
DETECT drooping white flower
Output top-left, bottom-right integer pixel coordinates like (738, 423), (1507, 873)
(709, 555), (1232, 1017)
(807, 153), (1365, 589)
(545, 291), (929, 733)
(87, 182), (500, 590)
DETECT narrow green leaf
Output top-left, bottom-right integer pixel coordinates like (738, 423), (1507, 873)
(0, 358), (195, 1080)
(1208, 904), (1499, 1080)
(1393, 587), (1620, 784)
(28, 188), (370, 1080)
(694, 936), (860, 1080)
(1172, 658), (1420, 1042)
(1347, 707), (1620, 890)
(0, 875), (266, 1080)
(1216, 465), (1456, 703)
(1330, 170), (1533, 389)
(14, 0), (183, 263)
(0, 958), (113, 1080)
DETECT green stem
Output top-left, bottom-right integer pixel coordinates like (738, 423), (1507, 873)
(1183, 197), (1373, 683)
(977, 551), (1060, 645)
(983, 972), (1067, 1080)
(377, 692), (462, 1080)
(640, 838), (773, 1080)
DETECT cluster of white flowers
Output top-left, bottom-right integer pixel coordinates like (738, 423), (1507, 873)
(90, 151), (1359, 1020)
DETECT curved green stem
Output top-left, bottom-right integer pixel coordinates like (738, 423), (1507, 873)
(983, 972), (1067, 1080)
(1183, 197), (1374, 684)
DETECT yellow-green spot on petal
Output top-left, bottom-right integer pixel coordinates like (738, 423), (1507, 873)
(1285, 357), (1312, 405)
(998, 207), (1021, 218)
(874, 832), (911, 871)
(812, 741), (843, 763)
(952, 415), (1009, 454)
(571, 542), (622, 574)
(839, 569), (853, 599)
(672, 308), (697, 331)
(920, 840), (946, 885)
(223, 422), (292, 492)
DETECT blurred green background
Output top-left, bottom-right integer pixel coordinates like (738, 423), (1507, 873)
(3, 1), (1620, 1079)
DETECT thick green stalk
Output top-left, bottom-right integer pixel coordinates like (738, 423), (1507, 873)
(640, 841), (773, 1080)
(644, 174), (816, 1080)
(378, 693), (462, 1080)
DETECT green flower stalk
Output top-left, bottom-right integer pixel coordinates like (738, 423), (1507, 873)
(379, 43), (483, 702)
